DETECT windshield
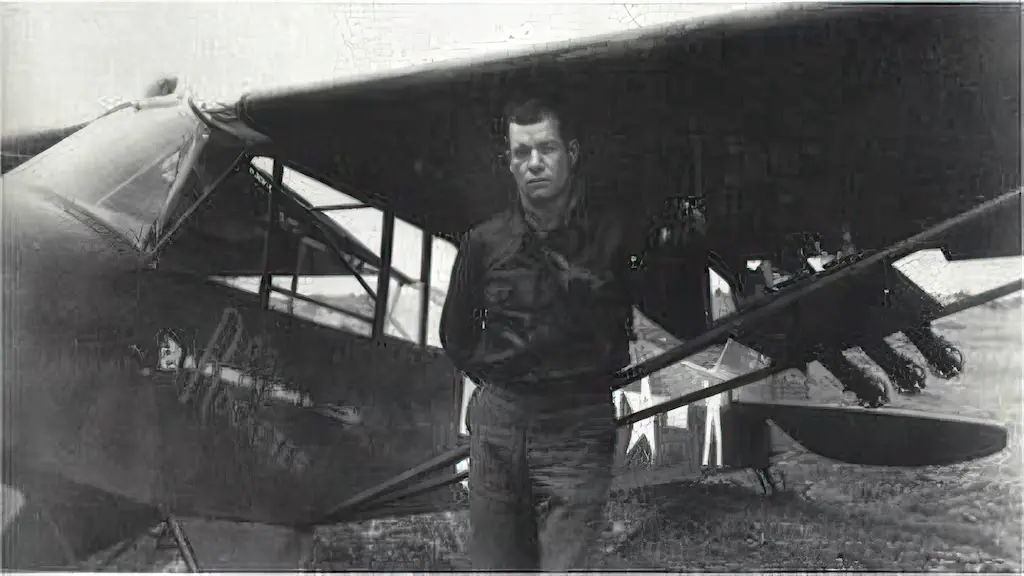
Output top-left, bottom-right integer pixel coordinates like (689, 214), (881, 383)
(5, 102), (202, 247)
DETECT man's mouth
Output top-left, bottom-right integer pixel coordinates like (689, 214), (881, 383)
(527, 178), (550, 185)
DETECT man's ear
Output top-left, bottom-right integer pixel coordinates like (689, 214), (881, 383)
(568, 139), (580, 169)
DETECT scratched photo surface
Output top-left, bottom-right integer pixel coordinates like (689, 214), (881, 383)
(3, 2), (1022, 573)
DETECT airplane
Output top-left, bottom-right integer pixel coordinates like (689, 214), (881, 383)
(2, 2), (1020, 571)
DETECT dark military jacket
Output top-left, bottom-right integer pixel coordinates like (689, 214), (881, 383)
(440, 185), (639, 391)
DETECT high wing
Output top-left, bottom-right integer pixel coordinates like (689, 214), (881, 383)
(236, 3), (1019, 258)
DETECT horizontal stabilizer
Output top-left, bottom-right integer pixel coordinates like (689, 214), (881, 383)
(733, 400), (1006, 467)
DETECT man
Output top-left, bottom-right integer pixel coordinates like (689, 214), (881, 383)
(440, 98), (638, 570)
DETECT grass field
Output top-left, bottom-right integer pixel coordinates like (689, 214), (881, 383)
(309, 300), (1022, 572)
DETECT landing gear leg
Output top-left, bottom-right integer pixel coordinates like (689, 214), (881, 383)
(165, 517), (200, 573)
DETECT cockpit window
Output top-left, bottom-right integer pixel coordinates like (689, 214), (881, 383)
(247, 157), (456, 347)
(97, 146), (190, 241)
(4, 103), (201, 248)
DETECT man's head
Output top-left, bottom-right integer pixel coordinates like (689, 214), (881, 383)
(504, 98), (580, 208)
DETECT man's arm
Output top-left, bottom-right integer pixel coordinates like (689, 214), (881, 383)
(440, 231), (483, 379)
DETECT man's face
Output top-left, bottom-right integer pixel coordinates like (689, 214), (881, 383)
(508, 116), (578, 205)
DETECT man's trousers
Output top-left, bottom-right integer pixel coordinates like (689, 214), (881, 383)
(467, 383), (617, 570)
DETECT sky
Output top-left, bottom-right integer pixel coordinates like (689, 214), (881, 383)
(3, 1), (1021, 343)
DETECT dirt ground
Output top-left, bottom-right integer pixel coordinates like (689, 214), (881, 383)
(106, 300), (1022, 572)
(309, 301), (1023, 573)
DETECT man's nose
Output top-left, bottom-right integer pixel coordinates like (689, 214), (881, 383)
(526, 150), (544, 171)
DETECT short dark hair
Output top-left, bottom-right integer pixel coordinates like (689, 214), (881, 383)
(502, 97), (578, 145)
